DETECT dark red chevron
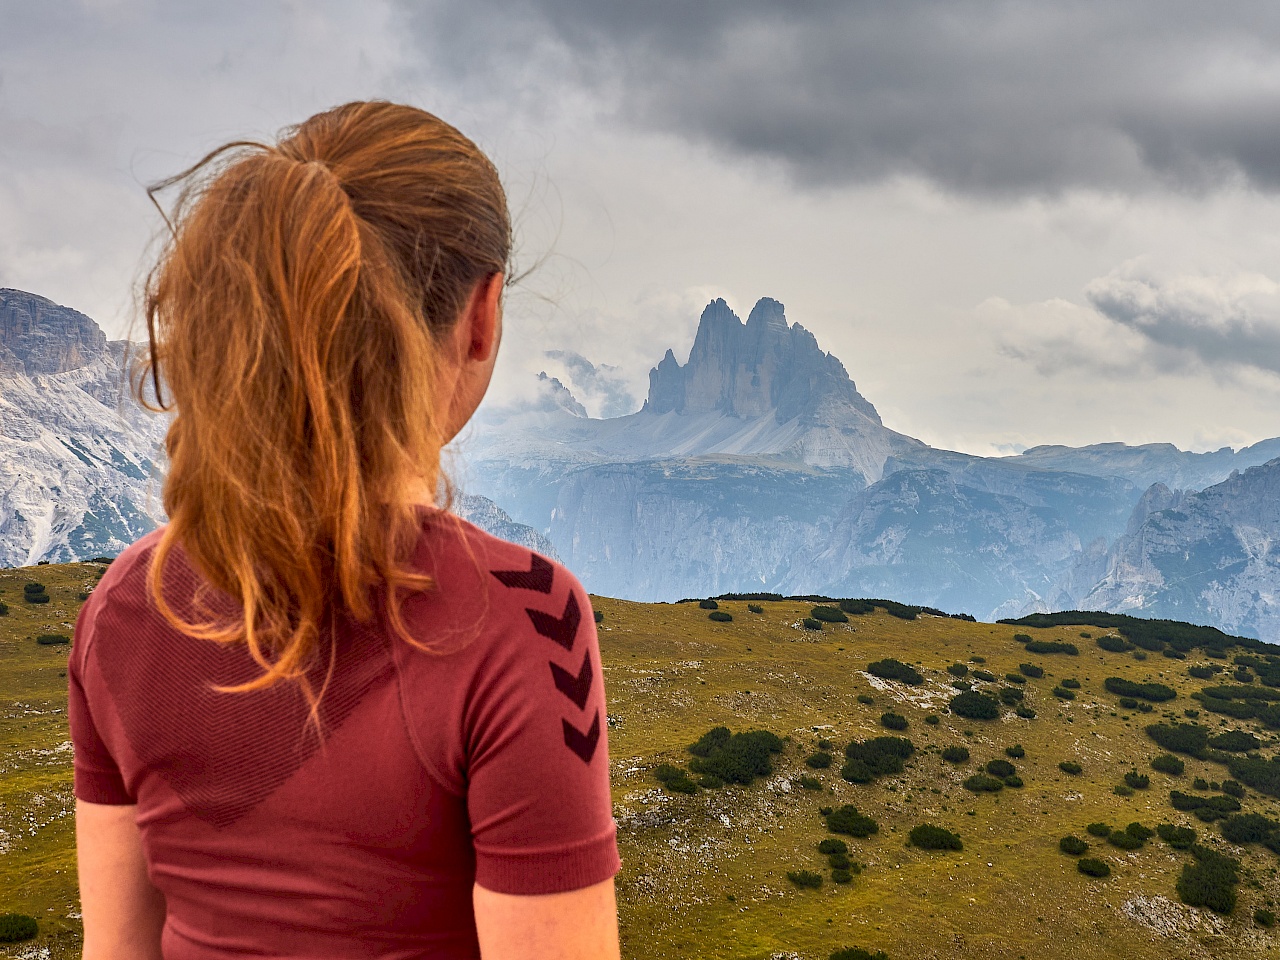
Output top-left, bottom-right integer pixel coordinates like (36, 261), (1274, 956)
(489, 553), (554, 593)
(526, 591), (580, 651)
(549, 650), (593, 710)
(562, 710), (601, 764)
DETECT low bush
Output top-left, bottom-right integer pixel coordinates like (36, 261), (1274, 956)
(1222, 780), (1245, 799)
(1124, 771), (1150, 790)
(708, 611), (733, 622)
(1004, 673), (1026, 684)
(985, 759), (1016, 778)
(35, 634), (70, 645)
(1104, 677), (1177, 702)
(1169, 791), (1241, 821)
(1108, 829), (1144, 850)
(23, 582), (46, 596)
(867, 658), (924, 685)
(1015, 705), (1037, 719)
(829, 849), (850, 867)
(747, 603), (764, 614)
(786, 869), (823, 889)
(972, 669), (997, 682)
(1157, 823), (1197, 849)
(1118, 697), (1138, 709)
(1145, 723), (1210, 758)
(1019, 662), (1045, 678)
(687, 727), (784, 785)
(0, 914), (37, 943)
(806, 751), (833, 769)
(909, 824), (963, 851)
(594, 610), (605, 623)
(856, 694), (875, 705)
(1026, 640), (1079, 655)
(1219, 813), (1280, 845)
(1053, 686), (1076, 700)
(838, 599), (875, 615)
(947, 663), (969, 677)
(1256, 909), (1277, 928)
(1225, 755), (1280, 799)
(842, 736), (916, 783)
(1005, 744), (1025, 759)
(1114, 784), (1135, 797)
(998, 687), (1024, 704)
(1096, 635), (1133, 653)
(811, 605), (849, 623)
(794, 775), (824, 790)
(950, 690), (1001, 720)
(1152, 754), (1185, 775)
(1087, 823), (1112, 838)
(802, 618), (823, 631)
(1059, 835), (1088, 855)
(1059, 761), (1083, 775)
(1188, 665), (1215, 680)
(25, 592), (50, 604)
(830, 949), (889, 960)
(963, 774), (1004, 793)
(1163, 649), (1188, 660)
(1013, 633), (1033, 643)
(952, 680), (972, 691)
(817, 838), (849, 855)
(698, 774), (725, 788)
(1004, 774), (1024, 788)
(1208, 730), (1260, 753)
(830, 868), (854, 885)
(1078, 858), (1111, 878)
(825, 805), (879, 838)
(942, 746), (970, 764)
(925, 714), (940, 725)
(1176, 845), (1239, 914)
(0, 601), (7, 616)
(1060, 678), (1082, 689)
(699, 599), (719, 610)
(1193, 778), (1210, 790)
(880, 712), (908, 731)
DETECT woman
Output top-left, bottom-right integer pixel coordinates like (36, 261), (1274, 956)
(68, 101), (622, 959)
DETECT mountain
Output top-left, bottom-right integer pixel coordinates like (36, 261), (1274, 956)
(0, 289), (166, 566)
(1060, 458), (1280, 639)
(1009, 439), (1280, 492)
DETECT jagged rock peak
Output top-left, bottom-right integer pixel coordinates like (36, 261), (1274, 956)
(535, 371), (588, 418)
(642, 296), (881, 424)
(0, 288), (107, 377)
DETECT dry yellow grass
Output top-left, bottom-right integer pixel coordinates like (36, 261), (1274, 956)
(2, 567), (1279, 958)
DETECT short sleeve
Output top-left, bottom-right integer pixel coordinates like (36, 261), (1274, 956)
(463, 572), (620, 895)
(68, 590), (134, 805)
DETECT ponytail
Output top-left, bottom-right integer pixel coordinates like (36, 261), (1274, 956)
(138, 102), (510, 717)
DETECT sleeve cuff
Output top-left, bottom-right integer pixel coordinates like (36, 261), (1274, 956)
(474, 822), (621, 895)
(74, 766), (135, 805)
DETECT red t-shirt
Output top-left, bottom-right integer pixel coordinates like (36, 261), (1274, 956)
(68, 512), (620, 959)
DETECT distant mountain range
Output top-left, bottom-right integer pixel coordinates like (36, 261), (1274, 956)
(2, 287), (1277, 640)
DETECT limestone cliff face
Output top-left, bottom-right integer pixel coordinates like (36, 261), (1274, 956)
(1073, 460), (1280, 640)
(0, 289), (107, 377)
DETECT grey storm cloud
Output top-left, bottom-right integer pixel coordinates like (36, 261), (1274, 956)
(1087, 268), (1280, 377)
(408, 0), (1280, 196)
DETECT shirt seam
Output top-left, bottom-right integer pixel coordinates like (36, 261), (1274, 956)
(392, 642), (467, 800)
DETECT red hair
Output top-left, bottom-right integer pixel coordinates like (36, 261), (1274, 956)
(137, 101), (510, 714)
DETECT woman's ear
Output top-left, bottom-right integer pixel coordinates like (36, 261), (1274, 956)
(462, 272), (504, 362)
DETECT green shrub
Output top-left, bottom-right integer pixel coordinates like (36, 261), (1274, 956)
(1059, 835), (1088, 855)
(1193, 777), (1209, 790)
(806, 751), (833, 769)
(25, 593), (50, 604)
(1005, 744), (1025, 759)
(1208, 730), (1260, 753)
(826, 805), (879, 837)
(794, 774), (823, 790)
(1145, 723), (1209, 758)
(842, 736), (916, 783)
(820, 806), (833, 815)
(698, 774), (725, 788)
(830, 948), (889, 960)
(963, 774), (1004, 793)
(1127, 822), (1154, 840)
(1053, 686), (1076, 700)
(1255, 908), (1276, 928)
(747, 603), (764, 614)
(925, 714), (940, 725)
(803, 618), (823, 631)
(1108, 829), (1144, 850)
(1225, 755), (1280, 799)
(950, 690), (1001, 720)
(1004, 673), (1026, 684)
(0, 601), (7, 616)
(35, 634), (70, 645)
(708, 610), (733, 622)
(867, 658), (924, 685)
(817, 838), (849, 855)
(941, 746), (970, 764)
(1219, 813), (1280, 845)
(1060, 678), (1082, 689)
(699, 599), (719, 609)
(857, 694), (875, 705)
(1124, 771), (1151, 790)
(594, 610), (604, 623)
(1114, 784), (1135, 797)
(1096, 635), (1133, 653)
(1078, 858), (1110, 878)
(786, 869), (823, 889)
(1059, 760), (1083, 775)
(947, 663), (969, 677)
(654, 763), (699, 792)
(811, 605), (849, 623)
(1169, 791), (1241, 821)
(985, 759), (1016, 779)
(1026, 640), (1079, 655)
(1157, 823), (1196, 849)
(0, 914), (37, 943)
(817, 738), (834, 750)
(969, 656), (986, 663)
(1004, 774), (1024, 788)
(1019, 663), (1044, 679)
(1188, 665), (1214, 679)
(1176, 845), (1239, 914)
(972, 669), (997, 682)
(1013, 633), (1033, 643)
(1104, 677), (1177, 702)
(23, 582), (46, 596)
(687, 728), (784, 785)
(1222, 780), (1245, 799)
(1015, 706), (1037, 719)
(1086, 823), (1112, 838)
(951, 680), (972, 691)
(998, 687), (1024, 704)
(830, 868), (854, 884)
(880, 712), (908, 731)
(908, 824), (963, 851)
(838, 599), (875, 615)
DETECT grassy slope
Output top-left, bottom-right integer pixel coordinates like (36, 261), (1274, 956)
(2, 565), (1278, 958)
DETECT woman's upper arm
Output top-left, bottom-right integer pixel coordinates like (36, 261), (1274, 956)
(76, 799), (165, 960)
(473, 877), (620, 960)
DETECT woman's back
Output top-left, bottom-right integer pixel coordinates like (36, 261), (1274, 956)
(71, 511), (618, 958)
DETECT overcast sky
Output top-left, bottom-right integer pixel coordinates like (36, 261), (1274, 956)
(4, 0), (1280, 455)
